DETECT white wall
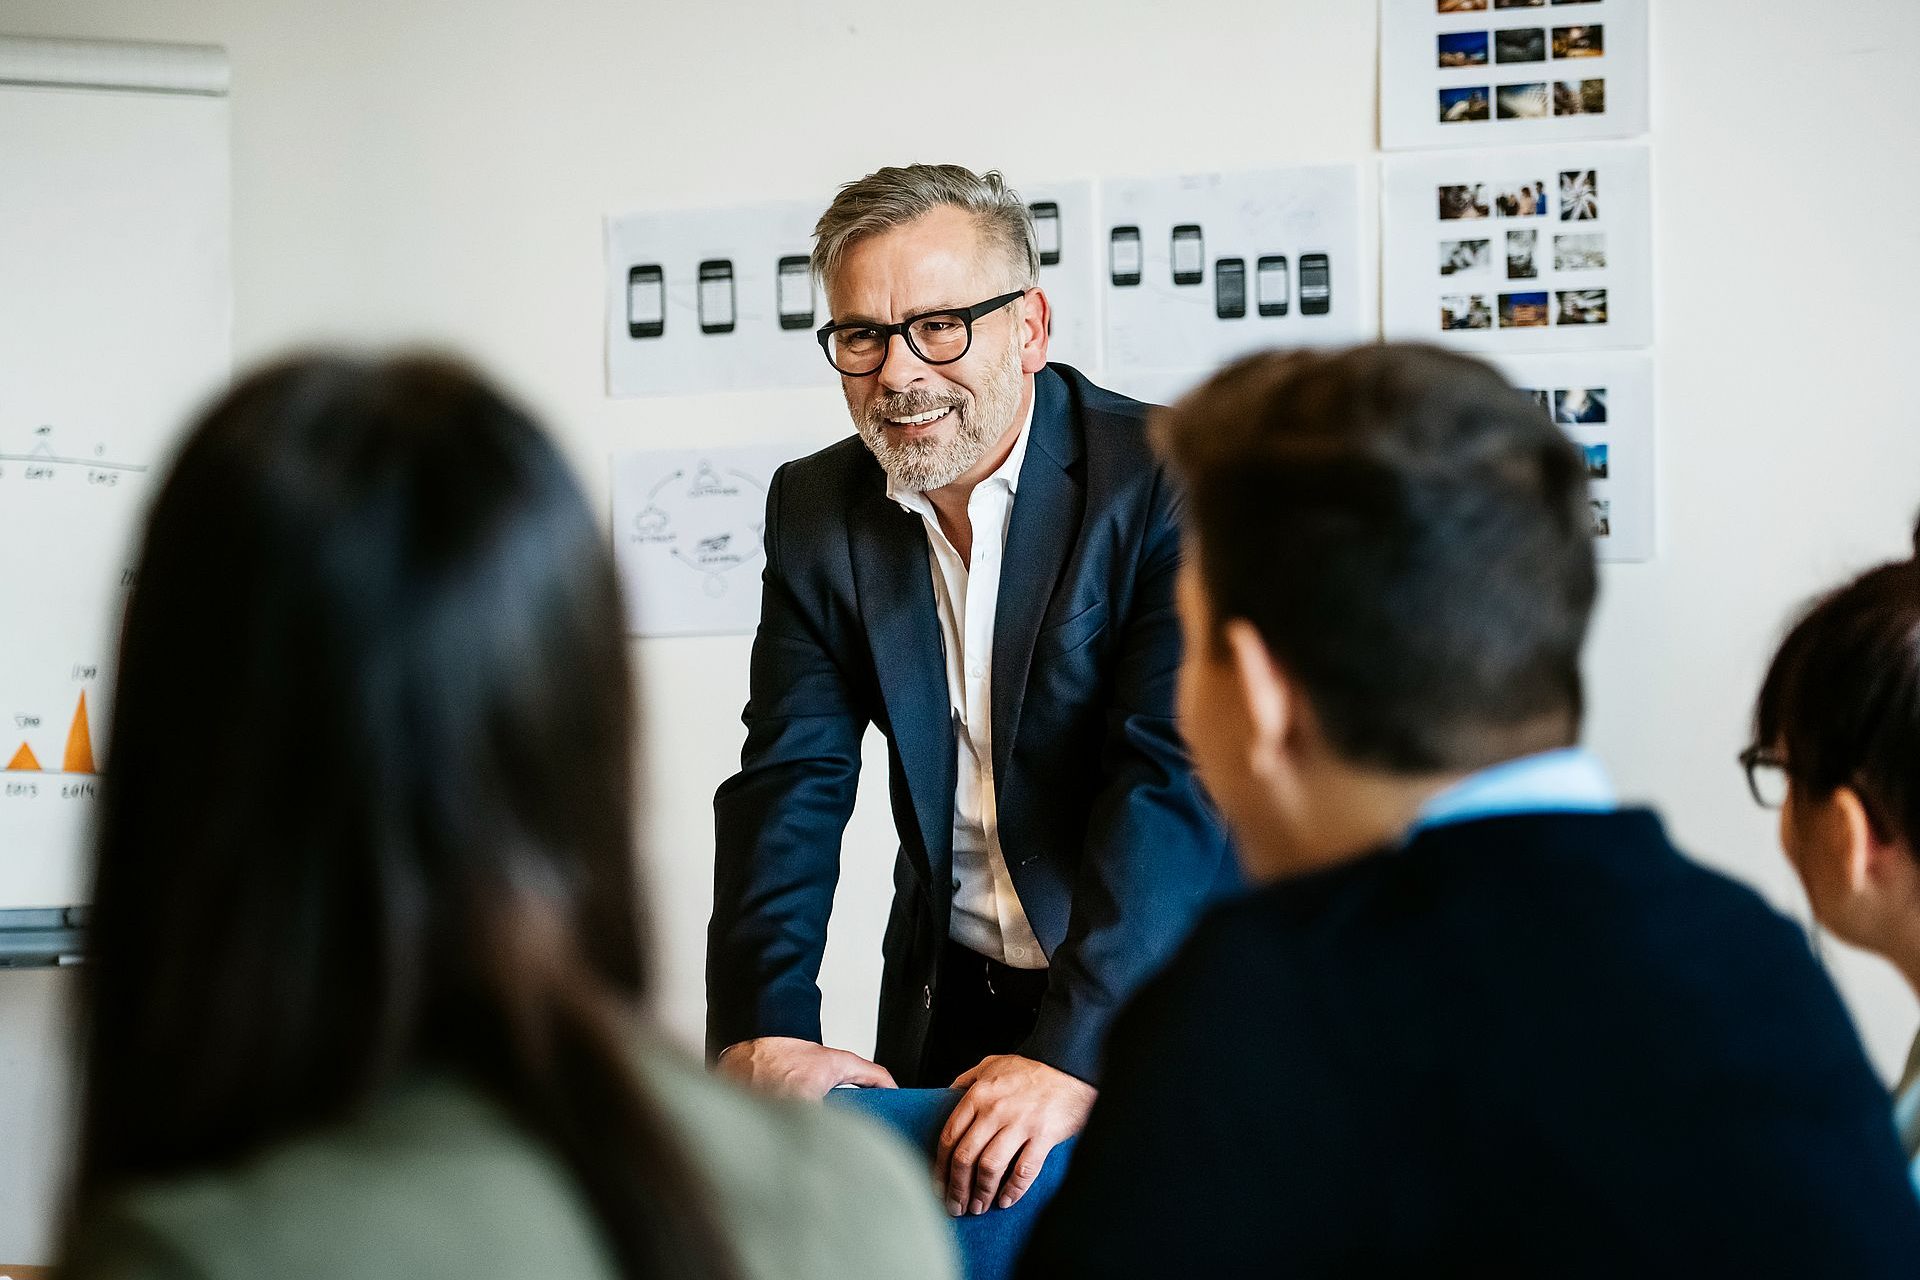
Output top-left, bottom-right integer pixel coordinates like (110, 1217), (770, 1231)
(0, 0), (1916, 1262)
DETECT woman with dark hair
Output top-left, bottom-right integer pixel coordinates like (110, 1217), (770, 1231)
(1746, 513), (1920, 1183)
(61, 354), (957, 1279)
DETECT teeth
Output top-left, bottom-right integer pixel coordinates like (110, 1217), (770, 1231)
(887, 407), (949, 426)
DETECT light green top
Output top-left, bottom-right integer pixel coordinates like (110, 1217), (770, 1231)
(64, 1040), (959, 1280)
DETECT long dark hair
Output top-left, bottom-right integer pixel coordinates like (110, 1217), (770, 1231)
(67, 353), (740, 1278)
(1755, 514), (1920, 848)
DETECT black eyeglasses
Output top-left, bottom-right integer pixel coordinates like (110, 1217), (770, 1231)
(1738, 744), (1789, 809)
(816, 290), (1026, 377)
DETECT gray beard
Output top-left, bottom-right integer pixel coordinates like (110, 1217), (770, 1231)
(855, 345), (1024, 493)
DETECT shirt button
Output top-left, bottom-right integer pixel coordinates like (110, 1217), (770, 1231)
(951, 878), (961, 891)
(968, 664), (984, 679)
(1010, 946), (1029, 961)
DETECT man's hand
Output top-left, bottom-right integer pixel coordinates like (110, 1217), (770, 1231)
(715, 1036), (897, 1099)
(936, 1054), (1096, 1217)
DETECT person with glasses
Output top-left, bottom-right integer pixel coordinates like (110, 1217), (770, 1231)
(708, 164), (1235, 1220)
(1747, 513), (1920, 1187)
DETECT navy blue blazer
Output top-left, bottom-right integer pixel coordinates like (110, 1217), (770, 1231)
(1022, 811), (1920, 1276)
(708, 364), (1234, 1084)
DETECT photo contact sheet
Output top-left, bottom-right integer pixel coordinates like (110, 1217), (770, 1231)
(1382, 141), (1650, 352)
(1381, 0), (1647, 150)
(1493, 351), (1653, 562)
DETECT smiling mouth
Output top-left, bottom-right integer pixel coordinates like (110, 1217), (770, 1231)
(883, 407), (953, 431)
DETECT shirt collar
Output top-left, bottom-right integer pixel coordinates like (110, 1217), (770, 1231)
(1412, 747), (1616, 835)
(887, 396), (1035, 512)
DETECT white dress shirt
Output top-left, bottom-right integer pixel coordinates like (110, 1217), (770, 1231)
(887, 405), (1047, 970)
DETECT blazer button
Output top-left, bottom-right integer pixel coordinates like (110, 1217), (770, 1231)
(922, 984), (932, 1010)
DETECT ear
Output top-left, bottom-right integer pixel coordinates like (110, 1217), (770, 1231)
(1834, 785), (1912, 895)
(1017, 287), (1051, 374)
(1221, 618), (1289, 776)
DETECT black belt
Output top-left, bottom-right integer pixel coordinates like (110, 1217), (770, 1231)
(942, 938), (1049, 1004)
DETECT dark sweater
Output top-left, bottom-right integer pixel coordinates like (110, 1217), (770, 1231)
(1021, 811), (1920, 1277)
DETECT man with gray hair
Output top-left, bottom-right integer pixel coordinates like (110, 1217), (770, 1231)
(708, 164), (1234, 1218)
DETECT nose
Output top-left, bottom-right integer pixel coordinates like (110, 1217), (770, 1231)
(877, 331), (931, 392)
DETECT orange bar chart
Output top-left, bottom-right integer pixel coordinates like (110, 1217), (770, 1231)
(63, 690), (94, 774)
(4, 690), (95, 776)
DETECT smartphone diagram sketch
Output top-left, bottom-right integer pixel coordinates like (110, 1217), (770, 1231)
(627, 264), (665, 339)
(1171, 225), (1204, 286)
(1215, 258), (1246, 320)
(1109, 226), (1142, 287)
(1299, 253), (1331, 316)
(776, 255), (813, 330)
(1256, 255), (1289, 317)
(699, 259), (735, 334)
(1030, 202), (1062, 267)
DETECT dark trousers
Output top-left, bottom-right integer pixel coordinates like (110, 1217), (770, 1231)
(916, 938), (1049, 1088)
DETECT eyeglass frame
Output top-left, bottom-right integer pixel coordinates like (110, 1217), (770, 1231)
(815, 289), (1029, 377)
(1738, 744), (1789, 810)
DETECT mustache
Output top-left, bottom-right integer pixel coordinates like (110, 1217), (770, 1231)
(866, 388), (967, 426)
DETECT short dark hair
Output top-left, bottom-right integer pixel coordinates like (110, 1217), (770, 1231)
(1754, 516), (1920, 848)
(1155, 343), (1596, 774)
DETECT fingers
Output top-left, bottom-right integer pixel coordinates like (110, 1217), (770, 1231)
(969, 1127), (1030, 1215)
(832, 1052), (897, 1090)
(934, 1059), (1079, 1216)
(716, 1039), (895, 1100)
(995, 1138), (1049, 1210)
(943, 1111), (987, 1218)
(935, 1098), (976, 1190)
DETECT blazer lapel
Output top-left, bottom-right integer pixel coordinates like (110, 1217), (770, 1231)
(991, 367), (1083, 787)
(849, 485), (956, 892)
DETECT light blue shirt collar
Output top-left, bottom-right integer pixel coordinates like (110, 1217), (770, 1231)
(1895, 1033), (1920, 1194)
(1412, 747), (1616, 834)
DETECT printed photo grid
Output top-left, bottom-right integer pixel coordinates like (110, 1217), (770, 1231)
(1382, 141), (1650, 353)
(1495, 351), (1653, 562)
(1381, 0), (1647, 150)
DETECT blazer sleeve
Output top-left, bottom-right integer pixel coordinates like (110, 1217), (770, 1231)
(707, 463), (869, 1057)
(1020, 466), (1234, 1083)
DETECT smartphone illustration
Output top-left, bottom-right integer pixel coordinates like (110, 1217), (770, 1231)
(1215, 258), (1247, 320)
(627, 264), (664, 339)
(1299, 253), (1331, 316)
(698, 259), (735, 334)
(1109, 226), (1142, 287)
(776, 255), (813, 330)
(1256, 255), (1290, 317)
(1171, 224), (1204, 286)
(1030, 201), (1061, 267)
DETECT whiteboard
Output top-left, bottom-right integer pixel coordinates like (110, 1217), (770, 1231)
(0, 38), (231, 909)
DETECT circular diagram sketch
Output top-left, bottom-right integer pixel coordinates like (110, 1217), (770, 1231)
(629, 459), (767, 599)
(612, 445), (793, 638)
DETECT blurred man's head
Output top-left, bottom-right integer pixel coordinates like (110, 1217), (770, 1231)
(1155, 344), (1596, 880)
